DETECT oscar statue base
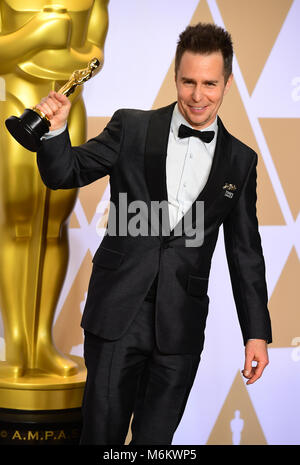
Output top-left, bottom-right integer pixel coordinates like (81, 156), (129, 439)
(0, 355), (86, 445)
(5, 108), (50, 152)
(0, 408), (82, 445)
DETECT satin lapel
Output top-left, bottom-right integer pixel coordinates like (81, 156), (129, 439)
(197, 116), (232, 206)
(169, 116), (232, 239)
(144, 102), (176, 204)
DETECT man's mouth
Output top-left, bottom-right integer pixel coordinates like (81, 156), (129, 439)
(188, 105), (207, 113)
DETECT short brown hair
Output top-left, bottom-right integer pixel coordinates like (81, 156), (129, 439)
(175, 23), (233, 82)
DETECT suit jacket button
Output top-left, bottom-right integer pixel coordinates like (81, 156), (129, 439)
(162, 243), (170, 249)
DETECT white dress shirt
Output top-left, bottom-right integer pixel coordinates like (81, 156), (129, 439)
(166, 104), (218, 231)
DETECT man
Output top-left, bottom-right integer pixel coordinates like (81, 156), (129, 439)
(36, 23), (272, 445)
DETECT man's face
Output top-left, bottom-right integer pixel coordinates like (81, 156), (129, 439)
(175, 51), (233, 129)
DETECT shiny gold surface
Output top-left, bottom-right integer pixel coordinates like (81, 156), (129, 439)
(0, 0), (109, 409)
(33, 106), (51, 124)
(31, 57), (101, 127)
(57, 57), (102, 97)
(223, 183), (237, 191)
(0, 356), (86, 410)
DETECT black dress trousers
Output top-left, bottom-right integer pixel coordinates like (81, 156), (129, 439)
(80, 299), (201, 445)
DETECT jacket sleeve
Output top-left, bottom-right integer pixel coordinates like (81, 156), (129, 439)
(223, 153), (272, 345)
(36, 109), (123, 189)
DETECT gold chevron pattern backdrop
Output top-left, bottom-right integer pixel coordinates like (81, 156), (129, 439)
(0, 0), (299, 445)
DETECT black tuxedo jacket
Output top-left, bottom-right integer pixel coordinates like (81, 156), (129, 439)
(37, 102), (272, 354)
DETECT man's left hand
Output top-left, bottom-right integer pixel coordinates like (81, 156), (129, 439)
(242, 339), (269, 385)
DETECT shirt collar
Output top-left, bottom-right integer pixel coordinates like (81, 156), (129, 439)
(171, 103), (218, 143)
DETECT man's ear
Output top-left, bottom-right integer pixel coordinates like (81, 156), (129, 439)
(224, 73), (233, 95)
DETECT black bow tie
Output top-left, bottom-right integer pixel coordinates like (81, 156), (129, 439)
(178, 124), (215, 143)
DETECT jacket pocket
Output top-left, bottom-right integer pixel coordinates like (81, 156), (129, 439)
(92, 246), (125, 270)
(187, 274), (209, 298)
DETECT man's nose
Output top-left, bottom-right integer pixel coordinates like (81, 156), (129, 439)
(192, 86), (202, 102)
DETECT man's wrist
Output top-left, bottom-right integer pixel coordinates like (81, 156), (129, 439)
(41, 122), (67, 139)
(247, 338), (267, 342)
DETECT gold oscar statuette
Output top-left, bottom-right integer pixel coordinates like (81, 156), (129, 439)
(5, 58), (102, 152)
(0, 0), (110, 444)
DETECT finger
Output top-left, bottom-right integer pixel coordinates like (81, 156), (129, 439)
(36, 101), (55, 119)
(242, 367), (255, 379)
(50, 91), (70, 105)
(246, 361), (267, 385)
(242, 354), (254, 379)
(42, 97), (60, 113)
(35, 103), (52, 119)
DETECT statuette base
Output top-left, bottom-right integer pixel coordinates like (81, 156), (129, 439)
(5, 109), (51, 152)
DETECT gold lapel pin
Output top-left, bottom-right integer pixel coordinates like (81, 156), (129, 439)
(223, 183), (237, 191)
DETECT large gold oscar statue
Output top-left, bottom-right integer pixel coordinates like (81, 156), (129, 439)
(0, 0), (109, 433)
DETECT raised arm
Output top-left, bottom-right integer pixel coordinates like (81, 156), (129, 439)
(36, 91), (122, 189)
